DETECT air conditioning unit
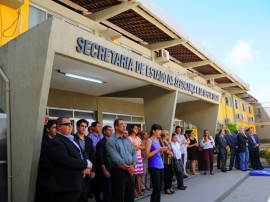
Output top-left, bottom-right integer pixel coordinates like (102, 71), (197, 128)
(155, 49), (170, 64)
(0, 0), (24, 9)
(225, 118), (232, 123)
(207, 79), (216, 87)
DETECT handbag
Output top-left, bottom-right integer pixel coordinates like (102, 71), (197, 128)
(213, 146), (219, 154)
(210, 136), (218, 154)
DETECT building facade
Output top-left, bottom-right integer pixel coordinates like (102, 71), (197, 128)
(217, 93), (256, 132)
(0, 0), (258, 201)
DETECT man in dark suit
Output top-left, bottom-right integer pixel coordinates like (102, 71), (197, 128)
(225, 129), (239, 170)
(35, 120), (57, 202)
(247, 127), (264, 170)
(73, 119), (96, 202)
(217, 129), (228, 172)
(237, 128), (249, 171)
(47, 117), (93, 202)
(96, 125), (113, 202)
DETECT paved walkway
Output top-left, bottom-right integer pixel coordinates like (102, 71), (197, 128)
(222, 176), (270, 202)
(138, 168), (249, 202)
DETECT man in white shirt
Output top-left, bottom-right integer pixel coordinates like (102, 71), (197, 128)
(171, 134), (187, 190)
(175, 126), (188, 178)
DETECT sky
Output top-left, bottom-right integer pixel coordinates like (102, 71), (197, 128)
(152, 0), (270, 103)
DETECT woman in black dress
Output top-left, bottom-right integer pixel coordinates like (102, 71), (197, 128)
(187, 130), (198, 175)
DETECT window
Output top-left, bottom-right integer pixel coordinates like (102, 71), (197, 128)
(47, 107), (96, 134)
(242, 103), (246, 112)
(248, 106), (252, 114)
(28, 4), (92, 33)
(225, 97), (231, 106)
(234, 100), (239, 109)
(102, 112), (145, 132)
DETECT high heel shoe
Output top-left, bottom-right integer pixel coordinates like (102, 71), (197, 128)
(164, 189), (172, 194)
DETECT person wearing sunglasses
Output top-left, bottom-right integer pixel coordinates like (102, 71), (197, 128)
(47, 117), (93, 202)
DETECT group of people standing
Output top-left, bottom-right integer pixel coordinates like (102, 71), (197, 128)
(215, 127), (264, 173)
(35, 114), (264, 202)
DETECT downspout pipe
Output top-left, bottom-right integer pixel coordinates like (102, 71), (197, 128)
(0, 66), (12, 202)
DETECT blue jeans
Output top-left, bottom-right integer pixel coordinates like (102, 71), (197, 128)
(239, 147), (249, 170)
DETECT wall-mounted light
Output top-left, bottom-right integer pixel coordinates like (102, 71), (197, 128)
(58, 70), (103, 84)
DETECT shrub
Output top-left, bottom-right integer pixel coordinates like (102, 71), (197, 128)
(260, 147), (270, 164)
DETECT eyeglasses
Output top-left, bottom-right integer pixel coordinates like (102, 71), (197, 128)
(59, 122), (72, 126)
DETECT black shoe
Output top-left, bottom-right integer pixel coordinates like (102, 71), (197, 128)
(183, 175), (188, 178)
(241, 169), (247, 172)
(228, 168), (232, 171)
(183, 186), (187, 188)
(177, 186), (186, 190)
(221, 170), (227, 173)
(259, 167), (264, 170)
(170, 189), (175, 194)
(204, 171), (207, 175)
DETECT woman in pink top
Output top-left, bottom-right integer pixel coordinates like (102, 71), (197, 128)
(129, 125), (145, 197)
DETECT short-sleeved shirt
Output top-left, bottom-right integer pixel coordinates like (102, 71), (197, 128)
(128, 136), (142, 156)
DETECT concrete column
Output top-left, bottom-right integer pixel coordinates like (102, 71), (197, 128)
(175, 100), (219, 139)
(0, 19), (55, 202)
(143, 87), (178, 134)
(104, 85), (178, 134)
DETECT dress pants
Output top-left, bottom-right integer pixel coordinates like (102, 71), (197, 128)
(102, 177), (112, 202)
(173, 159), (184, 188)
(235, 149), (240, 169)
(249, 147), (263, 169)
(229, 148), (235, 170)
(219, 149), (227, 171)
(181, 153), (187, 173)
(110, 167), (135, 202)
(149, 167), (164, 202)
(203, 148), (214, 171)
(141, 159), (151, 190)
(163, 164), (173, 190)
(54, 191), (84, 202)
(217, 151), (221, 169)
(239, 147), (249, 170)
(35, 187), (54, 202)
(90, 176), (102, 202)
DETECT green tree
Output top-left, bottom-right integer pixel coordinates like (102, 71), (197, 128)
(225, 123), (238, 133)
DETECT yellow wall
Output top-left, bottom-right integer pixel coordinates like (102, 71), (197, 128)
(0, 0), (29, 46)
(218, 94), (256, 133)
(218, 95), (235, 123)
